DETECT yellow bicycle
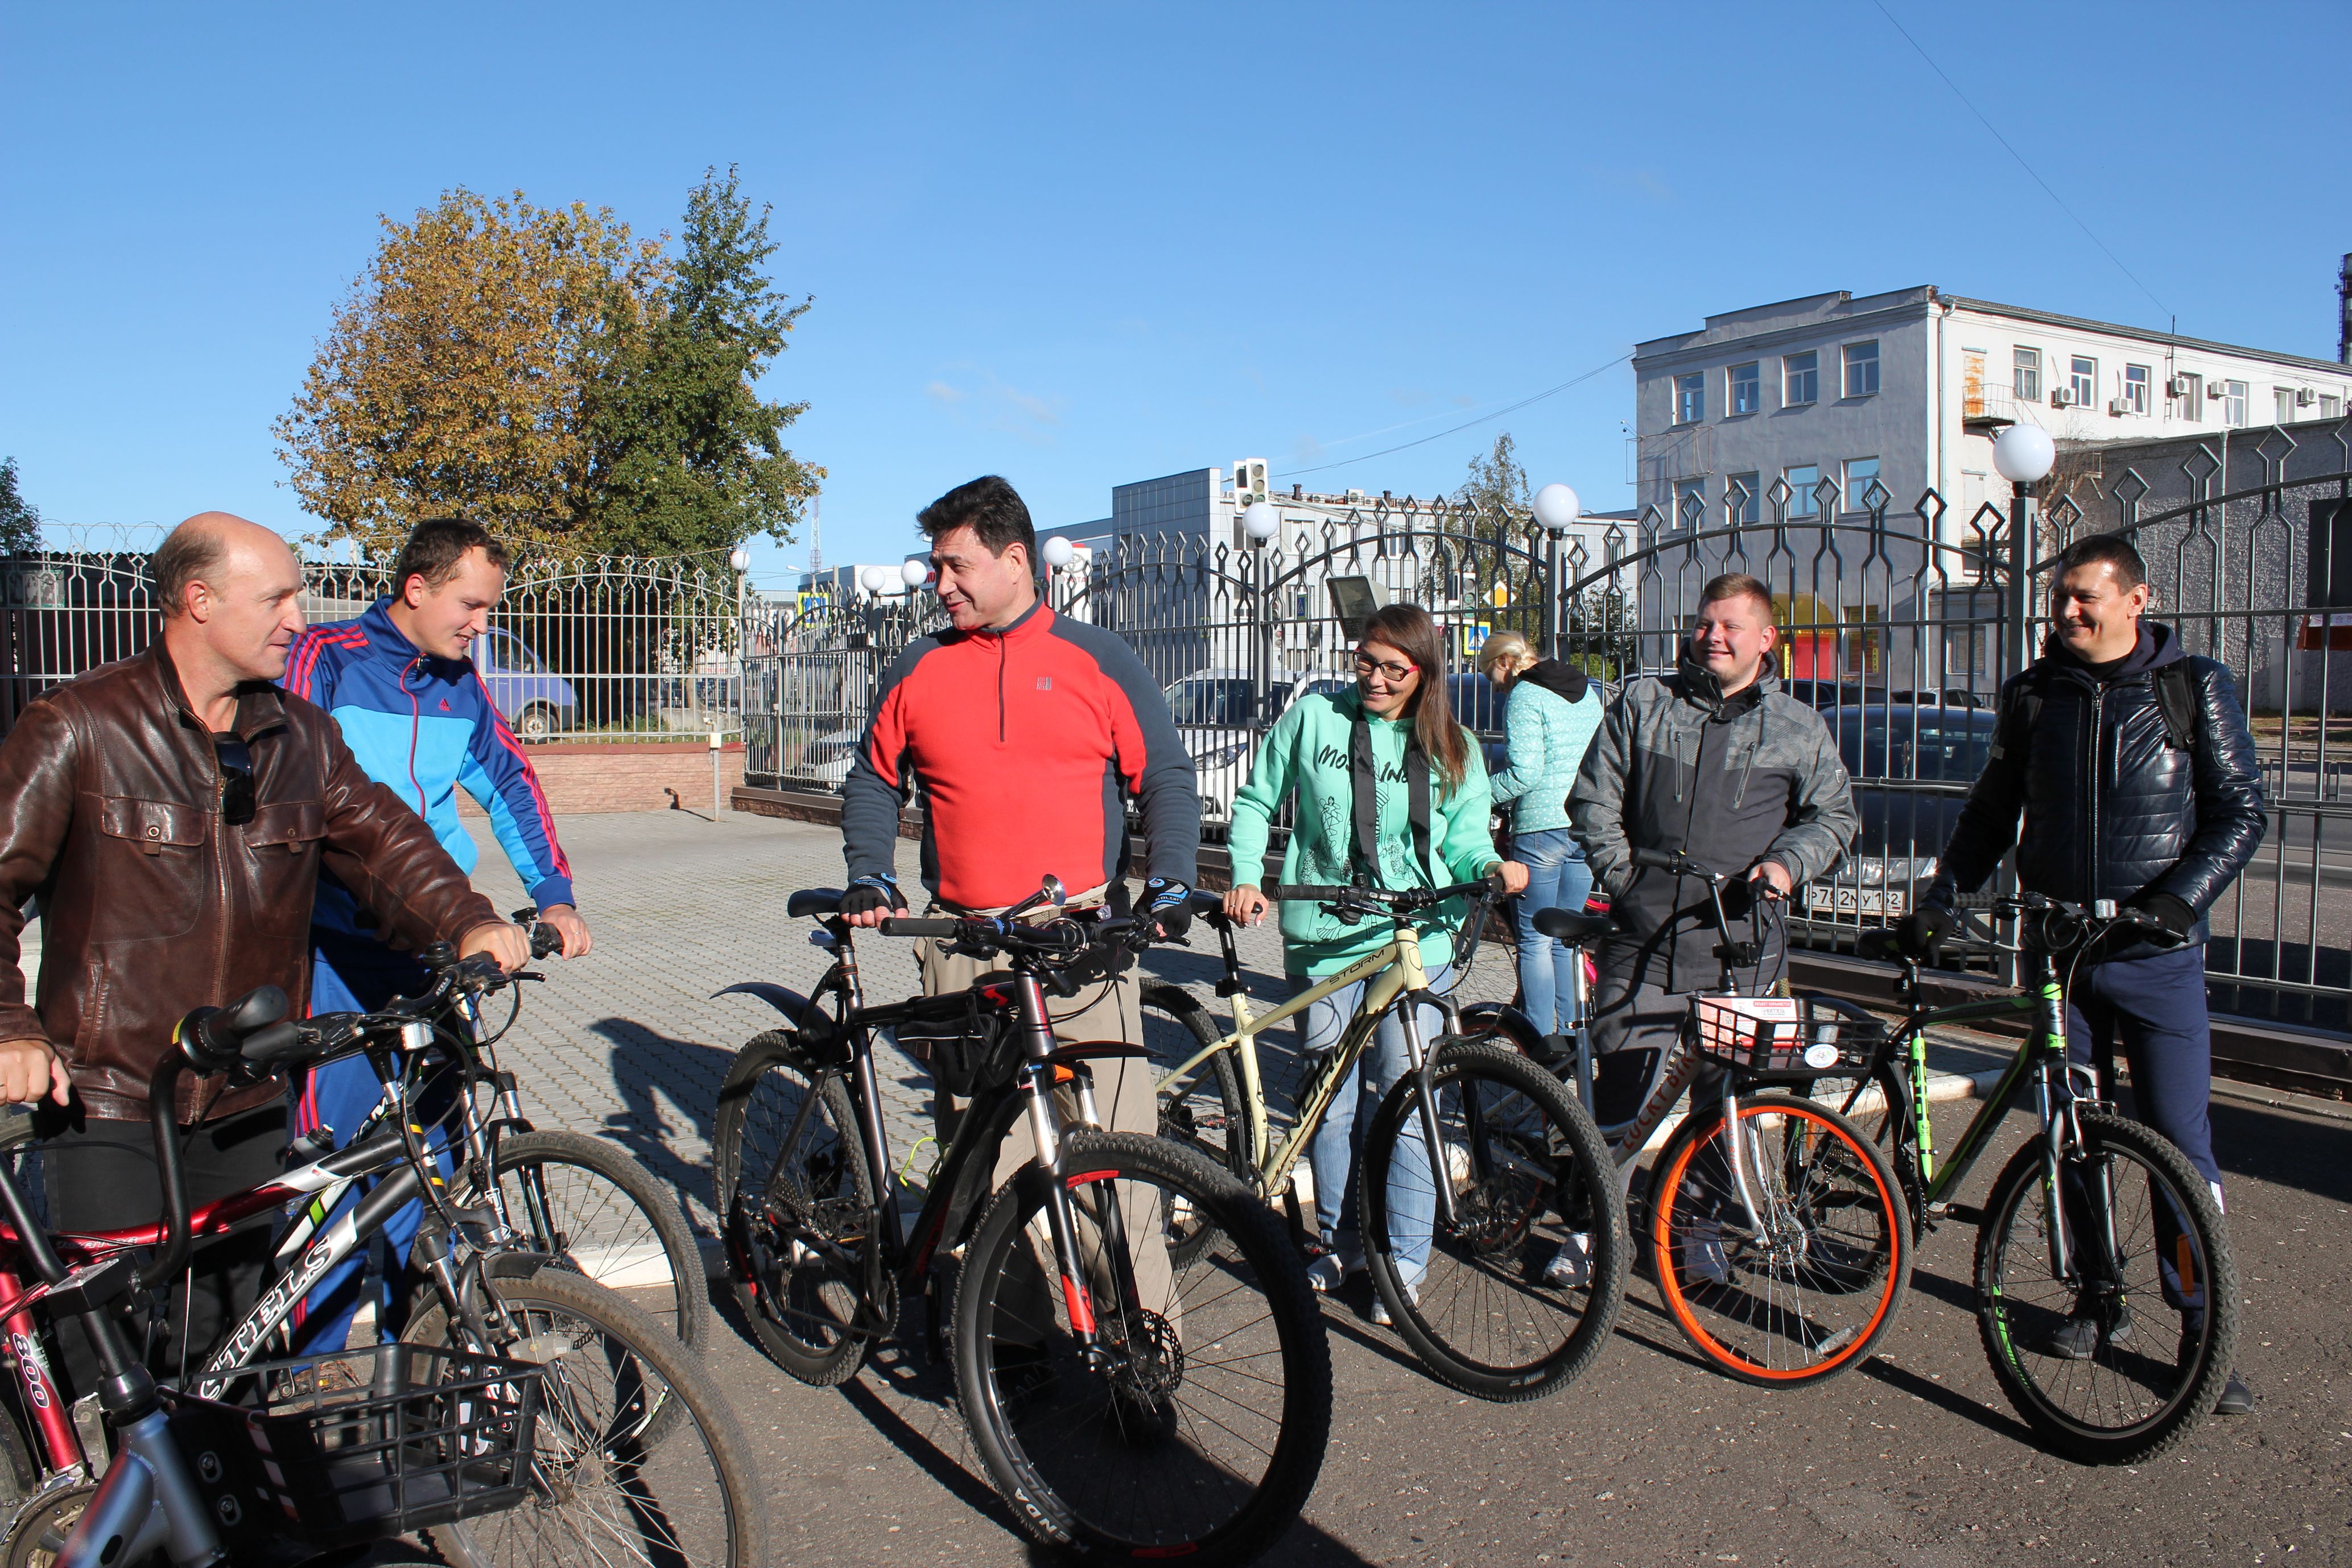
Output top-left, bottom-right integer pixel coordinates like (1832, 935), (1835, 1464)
(1144, 878), (1625, 1401)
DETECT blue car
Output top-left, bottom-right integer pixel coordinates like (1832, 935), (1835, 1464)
(471, 626), (578, 741)
(1806, 702), (1998, 918)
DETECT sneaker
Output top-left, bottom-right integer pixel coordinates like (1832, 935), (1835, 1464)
(2048, 1301), (2133, 1361)
(1542, 1232), (1594, 1290)
(1679, 1218), (1731, 1288)
(1369, 1282), (1418, 1328)
(1305, 1247), (1363, 1295)
(2214, 1370), (2255, 1416)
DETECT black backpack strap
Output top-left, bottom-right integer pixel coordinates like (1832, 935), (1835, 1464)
(2153, 662), (2203, 757)
(1348, 714), (1432, 889)
(1989, 665), (2049, 765)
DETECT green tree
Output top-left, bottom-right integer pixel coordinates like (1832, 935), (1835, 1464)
(1455, 430), (1532, 522)
(0, 457), (41, 556)
(584, 167), (822, 558)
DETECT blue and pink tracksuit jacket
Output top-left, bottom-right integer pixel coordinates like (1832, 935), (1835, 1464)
(279, 597), (574, 1350)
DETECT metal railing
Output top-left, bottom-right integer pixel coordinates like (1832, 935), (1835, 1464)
(1, 537), (754, 745)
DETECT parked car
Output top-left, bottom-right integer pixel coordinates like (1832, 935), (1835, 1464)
(472, 628), (577, 741)
(1167, 670), (1348, 838)
(1804, 701), (1998, 919)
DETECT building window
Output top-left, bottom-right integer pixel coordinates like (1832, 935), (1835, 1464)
(1784, 351), (1819, 406)
(1785, 464), (1821, 518)
(2276, 387), (2299, 424)
(1728, 472), (1761, 525)
(2224, 380), (2248, 426)
(1728, 362), (1761, 415)
(2013, 347), (2042, 402)
(2069, 356), (2097, 408)
(2324, 395), (2344, 419)
(1842, 457), (1881, 511)
(1675, 372), (1705, 425)
(1842, 340), (1880, 398)
(1672, 478), (1707, 531)
(2123, 364), (2150, 415)
(2176, 372), (2202, 422)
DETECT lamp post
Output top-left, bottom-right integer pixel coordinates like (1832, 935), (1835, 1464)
(1992, 425), (2055, 684)
(1241, 501), (1278, 698)
(1532, 482), (1581, 660)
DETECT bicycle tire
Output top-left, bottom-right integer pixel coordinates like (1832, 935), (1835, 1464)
(1358, 1041), (1626, 1401)
(1648, 1092), (1911, 1385)
(953, 1129), (1331, 1567)
(461, 1128), (710, 1353)
(712, 1029), (878, 1387)
(405, 1261), (767, 1568)
(1974, 1109), (2238, 1464)
(1141, 986), (1255, 1266)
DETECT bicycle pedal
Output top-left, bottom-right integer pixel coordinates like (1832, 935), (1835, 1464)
(1930, 1202), (1984, 1227)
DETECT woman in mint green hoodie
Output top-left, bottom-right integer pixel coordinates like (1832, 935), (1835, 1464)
(1224, 605), (1527, 1317)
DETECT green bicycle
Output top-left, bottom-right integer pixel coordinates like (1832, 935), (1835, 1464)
(1841, 892), (2239, 1464)
(1144, 878), (1627, 1402)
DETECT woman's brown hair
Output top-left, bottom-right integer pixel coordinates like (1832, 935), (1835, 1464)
(1359, 603), (1471, 794)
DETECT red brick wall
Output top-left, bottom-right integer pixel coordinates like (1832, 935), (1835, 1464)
(457, 742), (746, 819)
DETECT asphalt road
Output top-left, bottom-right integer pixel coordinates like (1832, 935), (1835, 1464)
(706, 1075), (2351, 1568)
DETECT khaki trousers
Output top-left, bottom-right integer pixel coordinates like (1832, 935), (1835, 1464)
(917, 936), (1177, 1333)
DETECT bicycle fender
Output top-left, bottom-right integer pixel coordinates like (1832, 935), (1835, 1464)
(1458, 1000), (1546, 1057)
(712, 981), (816, 1026)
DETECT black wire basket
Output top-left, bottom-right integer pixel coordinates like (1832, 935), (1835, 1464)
(163, 1342), (543, 1549)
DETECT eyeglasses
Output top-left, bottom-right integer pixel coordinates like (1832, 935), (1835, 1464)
(216, 737), (255, 826)
(1352, 655), (1418, 683)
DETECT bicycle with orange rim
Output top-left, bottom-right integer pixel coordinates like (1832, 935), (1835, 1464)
(1557, 846), (1911, 1388)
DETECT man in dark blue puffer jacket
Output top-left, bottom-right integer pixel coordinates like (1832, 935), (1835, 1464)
(1919, 531), (2264, 1414)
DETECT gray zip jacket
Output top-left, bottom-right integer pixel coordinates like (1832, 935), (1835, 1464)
(1569, 652), (1858, 990)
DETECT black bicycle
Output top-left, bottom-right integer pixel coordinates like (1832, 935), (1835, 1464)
(713, 876), (1332, 1567)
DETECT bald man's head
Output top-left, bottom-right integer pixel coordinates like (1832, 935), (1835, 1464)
(153, 513), (308, 692)
(154, 512), (294, 620)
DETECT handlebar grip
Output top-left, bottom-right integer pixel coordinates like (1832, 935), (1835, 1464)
(1629, 848), (1682, 872)
(1267, 884), (1355, 902)
(530, 922), (563, 959)
(240, 1020), (313, 1067)
(880, 918), (961, 938)
(195, 984), (290, 1064)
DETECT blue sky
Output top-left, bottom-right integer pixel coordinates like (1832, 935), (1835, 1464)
(4, 2), (2346, 590)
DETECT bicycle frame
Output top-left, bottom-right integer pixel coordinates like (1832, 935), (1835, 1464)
(793, 922), (1154, 1356)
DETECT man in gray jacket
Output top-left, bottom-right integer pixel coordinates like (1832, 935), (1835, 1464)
(1569, 573), (1859, 1134)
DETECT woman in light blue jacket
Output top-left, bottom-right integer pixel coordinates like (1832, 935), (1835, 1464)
(1478, 633), (1606, 1044)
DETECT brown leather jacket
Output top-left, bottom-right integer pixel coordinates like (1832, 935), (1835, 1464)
(0, 644), (501, 1123)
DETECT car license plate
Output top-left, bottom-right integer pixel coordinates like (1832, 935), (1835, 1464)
(1805, 885), (1909, 916)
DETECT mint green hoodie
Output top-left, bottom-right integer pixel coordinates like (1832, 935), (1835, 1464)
(1227, 688), (1501, 977)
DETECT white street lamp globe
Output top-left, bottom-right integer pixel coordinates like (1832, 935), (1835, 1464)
(1241, 501), (1280, 543)
(1042, 535), (1075, 569)
(1532, 482), (1582, 534)
(858, 565), (889, 595)
(1993, 424), (2056, 485)
(901, 557), (931, 588)
(728, 547), (750, 572)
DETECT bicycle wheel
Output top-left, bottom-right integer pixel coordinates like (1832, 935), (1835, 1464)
(406, 1262), (767, 1568)
(464, 1128), (710, 1352)
(1142, 987), (1254, 1268)
(1649, 1092), (1910, 1385)
(1358, 1041), (1626, 1401)
(712, 1029), (878, 1387)
(954, 1129), (1331, 1567)
(1974, 1109), (2237, 1464)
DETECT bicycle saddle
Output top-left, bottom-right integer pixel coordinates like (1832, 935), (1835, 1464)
(1532, 907), (1612, 943)
(789, 888), (844, 917)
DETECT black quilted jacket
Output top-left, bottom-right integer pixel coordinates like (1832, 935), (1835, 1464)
(1934, 622), (2266, 959)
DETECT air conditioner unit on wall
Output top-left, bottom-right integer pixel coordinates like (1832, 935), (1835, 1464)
(2207, 383), (2227, 398)
(2109, 399), (2135, 416)
(2051, 388), (2077, 407)
(2168, 376), (2194, 397)
(2297, 388), (2318, 407)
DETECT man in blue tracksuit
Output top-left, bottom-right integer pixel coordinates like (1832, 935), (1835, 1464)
(282, 517), (592, 1354)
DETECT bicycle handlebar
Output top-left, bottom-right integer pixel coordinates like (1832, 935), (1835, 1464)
(1268, 878), (1495, 912)
(879, 917), (961, 939)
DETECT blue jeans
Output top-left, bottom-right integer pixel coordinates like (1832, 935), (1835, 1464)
(1511, 829), (1592, 1037)
(1293, 960), (1455, 1284)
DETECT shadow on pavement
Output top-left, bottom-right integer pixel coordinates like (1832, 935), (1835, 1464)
(1860, 1354), (2040, 1447)
(589, 1015), (739, 1214)
(2207, 1091), (2352, 1205)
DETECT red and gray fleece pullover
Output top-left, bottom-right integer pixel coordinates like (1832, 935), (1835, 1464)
(840, 601), (1199, 911)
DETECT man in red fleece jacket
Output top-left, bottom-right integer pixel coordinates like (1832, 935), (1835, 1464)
(839, 474), (1198, 1340)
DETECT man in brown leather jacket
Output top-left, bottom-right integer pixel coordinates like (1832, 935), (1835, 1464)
(0, 512), (523, 1384)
